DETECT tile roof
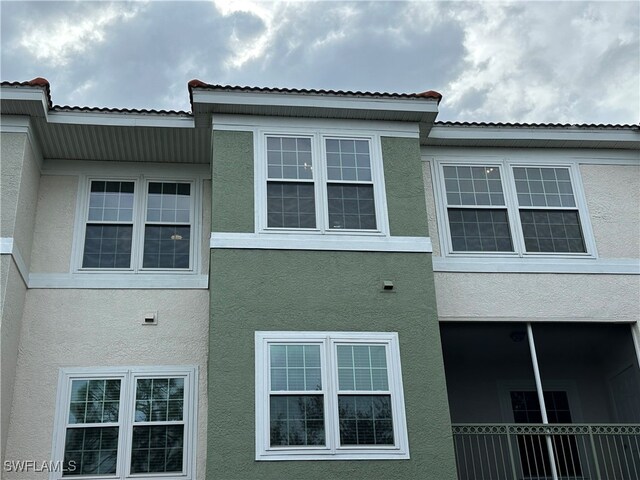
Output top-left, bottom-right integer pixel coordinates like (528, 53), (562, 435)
(187, 79), (443, 105)
(1, 77), (53, 107)
(434, 121), (639, 130)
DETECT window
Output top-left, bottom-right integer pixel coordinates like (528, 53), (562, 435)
(255, 332), (409, 460)
(260, 132), (387, 234)
(436, 161), (593, 256)
(51, 366), (197, 480)
(78, 177), (196, 271)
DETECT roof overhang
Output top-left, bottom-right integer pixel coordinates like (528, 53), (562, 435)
(424, 124), (640, 149)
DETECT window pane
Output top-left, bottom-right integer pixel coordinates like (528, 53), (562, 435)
(267, 182), (316, 229)
(63, 427), (118, 476)
(325, 139), (371, 182)
(513, 167), (576, 208)
(88, 181), (134, 222)
(270, 395), (325, 446)
(337, 345), (388, 391)
(266, 136), (313, 180)
(519, 210), (586, 253)
(130, 425), (184, 474)
(270, 345), (322, 391)
(135, 378), (184, 422)
(82, 225), (132, 268)
(327, 184), (376, 230)
(338, 395), (394, 445)
(443, 166), (504, 206)
(142, 226), (190, 269)
(147, 182), (191, 223)
(448, 208), (513, 252)
(69, 379), (120, 424)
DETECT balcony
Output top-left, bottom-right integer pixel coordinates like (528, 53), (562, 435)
(452, 423), (640, 480)
(441, 322), (640, 480)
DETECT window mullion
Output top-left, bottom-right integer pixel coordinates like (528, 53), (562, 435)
(316, 134), (328, 233)
(325, 337), (338, 454)
(502, 163), (526, 257)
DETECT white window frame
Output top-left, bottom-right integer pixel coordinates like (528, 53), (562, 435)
(255, 128), (391, 237)
(432, 157), (597, 259)
(72, 174), (202, 275)
(50, 365), (198, 480)
(255, 331), (409, 461)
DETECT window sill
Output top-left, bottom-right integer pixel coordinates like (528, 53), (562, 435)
(432, 256), (640, 274)
(210, 232), (432, 253)
(256, 450), (410, 461)
(27, 273), (209, 289)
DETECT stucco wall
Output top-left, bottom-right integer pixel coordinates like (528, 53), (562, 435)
(581, 163), (640, 259)
(435, 272), (640, 321)
(0, 257), (27, 465)
(0, 133), (27, 239)
(2, 289), (209, 479)
(208, 250), (457, 480)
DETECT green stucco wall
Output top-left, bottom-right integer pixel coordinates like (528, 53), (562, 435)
(207, 250), (456, 479)
(381, 136), (429, 237)
(212, 130), (254, 233)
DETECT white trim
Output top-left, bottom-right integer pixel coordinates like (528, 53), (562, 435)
(194, 90), (438, 114)
(427, 125), (640, 147)
(422, 147), (640, 165)
(0, 237), (29, 286)
(432, 256), (639, 274)
(0, 86), (49, 116)
(439, 316), (639, 323)
(50, 365), (198, 480)
(41, 160), (211, 178)
(210, 232), (432, 253)
(212, 114), (420, 138)
(28, 273), (208, 289)
(46, 110), (194, 128)
(255, 331), (410, 461)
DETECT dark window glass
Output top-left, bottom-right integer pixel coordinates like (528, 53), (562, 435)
(142, 226), (190, 269)
(327, 184), (376, 230)
(448, 208), (513, 252)
(130, 425), (184, 473)
(267, 182), (316, 228)
(519, 210), (585, 253)
(269, 395), (325, 446)
(82, 225), (133, 268)
(338, 395), (394, 445)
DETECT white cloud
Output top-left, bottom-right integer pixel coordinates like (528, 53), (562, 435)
(17, 2), (142, 68)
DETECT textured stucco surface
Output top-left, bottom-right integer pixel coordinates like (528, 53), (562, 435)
(435, 272), (640, 321)
(0, 257), (27, 465)
(381, 137), (429, 237)
(581, 164), (640, 259)
(0, 133), (27, 238)
(208, 249), (457, 480)
(212, 130), (254, 233)
(3, 289), (209, 479)
(30, 175), (77, 273)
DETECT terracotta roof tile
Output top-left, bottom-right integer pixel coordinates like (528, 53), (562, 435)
(1, 77), (53, 107)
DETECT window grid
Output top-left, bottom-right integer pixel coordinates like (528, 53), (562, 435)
(438, 162), (591, 256)
(54, 368), (196, 480)
(257, 332), (409, 460)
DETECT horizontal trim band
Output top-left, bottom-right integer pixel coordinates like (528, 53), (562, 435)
(439, 317), (639, 323)
(27, 273), (209, 289)
(0, 237), (29, 286)
(210, 232), (432, 253)
(432, 256), (640, 274)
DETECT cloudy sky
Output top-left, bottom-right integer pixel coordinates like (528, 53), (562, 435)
(1, 1), (638, 123)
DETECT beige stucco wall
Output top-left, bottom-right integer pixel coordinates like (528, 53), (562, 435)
(0, 257), (27, 465)
(581, 163), (640, 259)
(3, 289), (209, 479)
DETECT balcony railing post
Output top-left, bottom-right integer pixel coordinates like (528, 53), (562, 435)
(588, 425), (603, 480)
(506, 424), (518, 480)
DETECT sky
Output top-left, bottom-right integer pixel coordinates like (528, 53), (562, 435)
(0, 0), (638, 124)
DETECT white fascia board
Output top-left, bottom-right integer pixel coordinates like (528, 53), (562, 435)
(0, 115), (31, 131)
(428, 125), (640, 146)
(210, 232), (432, 253)
(0, 86), (49, 116)
(46, 110), (194, 128)
(193, 90), (438, 115)
(41, 159), (211, 177)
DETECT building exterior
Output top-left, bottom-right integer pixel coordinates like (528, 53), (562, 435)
(0, 78), (638, 480)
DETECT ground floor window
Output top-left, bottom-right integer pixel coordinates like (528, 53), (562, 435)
(51, 366), (197, 479)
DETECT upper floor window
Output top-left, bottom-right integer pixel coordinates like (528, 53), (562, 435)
(255, 331), (409, 461)
(51, 366), (198, 480)
(435, 160), (594, 256)
(78, 177), (196, 272)
(259, 131), (387, 235)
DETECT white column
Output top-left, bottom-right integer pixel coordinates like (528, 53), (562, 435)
(527, 323), (559, 480)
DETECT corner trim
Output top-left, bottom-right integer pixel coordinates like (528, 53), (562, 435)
(0, 237), (29, 286)
(210, 232), (432, 253)
(432, 256), (640, 274)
